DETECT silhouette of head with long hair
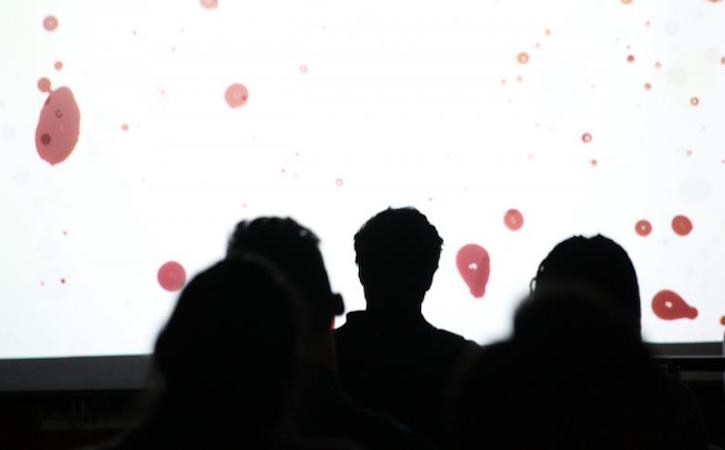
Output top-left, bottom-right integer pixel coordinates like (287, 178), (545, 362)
(532, 234), (641, 334)
(354, 207), (443, 314)
(142, 256), (301, 448)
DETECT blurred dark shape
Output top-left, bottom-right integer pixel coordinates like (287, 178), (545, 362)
(452, 285), (709, 450)
(532, 234), (641, 333)
(336, 207), (477, 446)
(228, 217), (432, 450)
(108, 257), (307, 449)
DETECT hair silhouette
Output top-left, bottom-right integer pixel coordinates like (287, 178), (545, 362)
(532, 234), (641, 333)
(227, 217), (343, 332)
(354, 207), (443, 312)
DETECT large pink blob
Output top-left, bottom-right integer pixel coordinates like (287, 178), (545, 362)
(651, 290), (698, 320)
(456, 244), (490, 298)
(35, 87), (81, 165)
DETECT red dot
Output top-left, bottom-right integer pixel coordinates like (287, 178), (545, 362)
(37, 77), (51, 93)
(690, 97), (700, 106)
(582, 132), (592, 143)
(655, 61), (662, 69)
(590, 158), (598, 166)
(685, 149), (693, 156)
(644, 82), (652, 90)
(40, 133), (52, 145)
(54, 61), (63, 71)
(299, 64), (308, 73)
(60, 278), (66, 284)
(335, 178), (344, 187)
(671, 215), (693, 236)
(627, 54), (635, 63)
(517, 52), (530, 64)
(200, 0), (218, 9)
(158, 261), (186, 292)
(225, 83), (249, 108)
(43, 16), (58, 32)
(635, 220), (652, 237)
(503, 209), (524, 231)
(652, 290), (698, 320)
(721, 316), (725, 326)
(121, 124), (129, 131)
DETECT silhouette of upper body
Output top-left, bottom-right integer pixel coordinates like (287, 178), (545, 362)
(227, 217), (433, 450)
(453, 284), (709, 450)
(102, 257), (358, 450)
(453, 234), (707, 450)
(334, 208), (477, 446)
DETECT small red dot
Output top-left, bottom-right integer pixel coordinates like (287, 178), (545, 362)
(655, 61), (662, 69)
(627, 55), (635, 63)
(582, 132), (592, 143)
(121, 124), (129, 132)
(635, 220), (652, 237)
(504, 209), (524, 231)
(721, 316), (725, 326)
(644, 82), (652, 90)
(517, 52), (530, 64)
(299, 64), (308, 73)
(43, 16), (58, 32)
(685, 149), (693, 156)
(60, 278), (66, 284)
(672, 215), (693, 236)
(590, 159), (598, 166)
(690, 97), (700, 106)
(225, 83), (249, 108)
(54, 61), (63, 71)
(335, 178), (344, 187)
(37, 77), (51, 93)
(544, 29), (551, 36)
(200, 0), (218, 9)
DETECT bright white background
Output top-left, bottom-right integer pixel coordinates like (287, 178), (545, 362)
(0, 0), (724, 358)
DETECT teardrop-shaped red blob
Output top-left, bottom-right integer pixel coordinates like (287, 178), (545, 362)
(35, 87), (80, 165)
(456, 244), (491, 298)
(651, 290), (698, 320)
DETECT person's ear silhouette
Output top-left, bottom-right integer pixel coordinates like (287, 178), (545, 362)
(332, 293), (344, 316)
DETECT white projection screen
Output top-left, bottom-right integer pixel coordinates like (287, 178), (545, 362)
(1, 0), (724, 360)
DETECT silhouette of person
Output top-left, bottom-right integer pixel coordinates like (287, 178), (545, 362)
(532, 234), (642, 334)
(525, 234), (708, 449)
(227, 217), (432, 450)
(453, 285), (679, 450)
(335, 207), (477, 446)
(104, 256), (357, 450)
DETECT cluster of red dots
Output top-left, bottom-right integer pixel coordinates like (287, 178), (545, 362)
(634, 216), (693, 237)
